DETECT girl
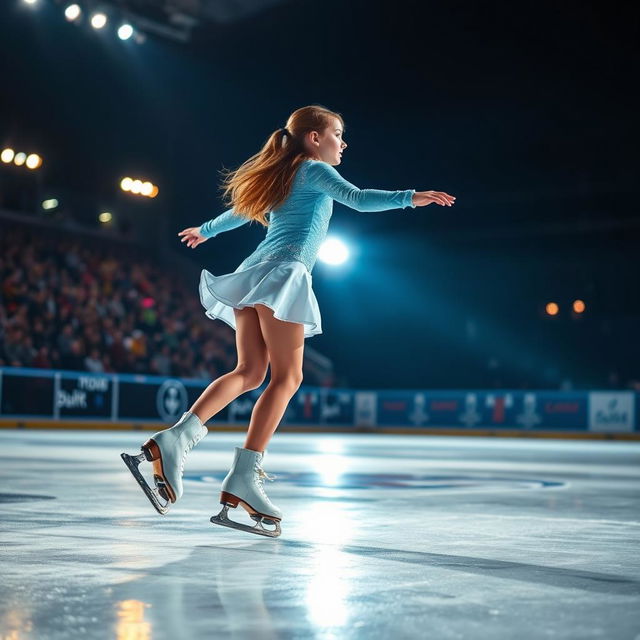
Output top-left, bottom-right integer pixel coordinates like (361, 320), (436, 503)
(121, 105), (455, 537)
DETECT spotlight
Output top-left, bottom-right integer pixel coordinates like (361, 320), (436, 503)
(64, 4), (81, 21)
(120, 176), (159, 198)
(26, 153), (42, 170)
(22, 0), (38, 5)
(42, 199), (59, 210)
(573, 299), (586, 314)
(91, 13), (107, 29)
(318, 237), (349, 266)
(1, 148), (15, 163)
(14, 152), (27, 166)
(99, 211), (113, 223)
(118, 24), (134, 40)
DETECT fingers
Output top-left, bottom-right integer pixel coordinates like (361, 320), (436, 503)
(441, 192), (456, 205)
(429, 192), (448, 206)
(430, 191), (456, 206)
(179, 232), (195, 247)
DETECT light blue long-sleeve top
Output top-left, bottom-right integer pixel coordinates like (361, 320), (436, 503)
(198, 158), (416, 274)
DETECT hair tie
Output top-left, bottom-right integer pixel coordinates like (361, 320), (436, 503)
(282, 127), (291, 136)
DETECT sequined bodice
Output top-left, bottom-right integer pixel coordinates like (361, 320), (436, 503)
(198, 159), (415, 274)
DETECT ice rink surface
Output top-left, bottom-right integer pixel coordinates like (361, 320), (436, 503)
(1, 429), (639, 640)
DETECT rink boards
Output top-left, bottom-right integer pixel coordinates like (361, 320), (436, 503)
(0, 366), (638, 438)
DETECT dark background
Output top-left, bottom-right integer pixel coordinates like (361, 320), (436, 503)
(1, 0), (638, 390)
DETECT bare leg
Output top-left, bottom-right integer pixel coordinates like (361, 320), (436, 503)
(244, 304), (305, 452)
(189, 306), (269, 424)
(188, 371), (255, 425)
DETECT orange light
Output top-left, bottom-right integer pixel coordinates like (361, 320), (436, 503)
(545, 302), (559, 316)
(573, 299), (586, 313)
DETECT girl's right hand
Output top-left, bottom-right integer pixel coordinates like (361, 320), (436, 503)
(412, 191), (456, 207)
(178, 227), (208, 248)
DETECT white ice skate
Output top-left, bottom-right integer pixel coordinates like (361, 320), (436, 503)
(121, 411), (208, 515)
(210, 446), (283, 538)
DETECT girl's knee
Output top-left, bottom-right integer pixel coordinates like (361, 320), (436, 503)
(270, 373), (303, 394)
(234, 364), (268, 391)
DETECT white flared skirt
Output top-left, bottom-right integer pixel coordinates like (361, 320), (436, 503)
(199, 260), (322, 339)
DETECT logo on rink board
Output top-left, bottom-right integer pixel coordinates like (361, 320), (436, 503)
(408, 393), (430, 426)
(588, 392), (635, 432)
(459, 393), (482, 427)
(156, 379), (188, 422)
(354, 392), (377, 427)
(515, 393), (542, 429)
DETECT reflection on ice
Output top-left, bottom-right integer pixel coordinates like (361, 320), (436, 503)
(115, 600), (151, 640)
(306, 547), (351, 629)
(296, 500), (356, 545)
(310, 454), (350, 487)
(315, 440), (346, 455)
(1, 605), (34, 639)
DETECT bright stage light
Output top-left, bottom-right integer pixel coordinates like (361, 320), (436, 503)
(118, 24), (134, 40)
(318, 236), (349, 266)
(26, 153), (42, 169)
(42, 199), (59, 210)
(64, 4), (81, 21)
(22, 0), (38, 5)
(14, 152), (27, 166)
(121, 176), (158, 198)
(91, 13), (107, 29)
(1, 148), (15, 163)
(99, 211), (113, 223)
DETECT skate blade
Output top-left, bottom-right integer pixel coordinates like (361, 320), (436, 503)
(210, 505), (281, 538)
(121, 452), (171, 516)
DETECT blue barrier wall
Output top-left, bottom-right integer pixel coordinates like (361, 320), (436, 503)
(0, 367), (637, 433)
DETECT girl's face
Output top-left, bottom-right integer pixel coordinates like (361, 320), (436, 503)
(306, 117), (347, 165)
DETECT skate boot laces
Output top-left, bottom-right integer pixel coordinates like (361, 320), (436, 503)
(255, 463), (276, 495)
(179, 429), (206, 475)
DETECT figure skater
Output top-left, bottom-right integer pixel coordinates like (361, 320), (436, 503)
(121, 104), (456, 537)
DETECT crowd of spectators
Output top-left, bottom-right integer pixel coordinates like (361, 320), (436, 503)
(0, 223), (238, 379)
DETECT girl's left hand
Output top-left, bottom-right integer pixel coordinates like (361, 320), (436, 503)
(412, 191), (456, 207)
(178, 227), (208, 248)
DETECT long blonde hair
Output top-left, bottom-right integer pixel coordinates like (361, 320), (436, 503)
(219, 105), (345, 228)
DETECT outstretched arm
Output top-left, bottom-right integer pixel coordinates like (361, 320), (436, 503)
(198, 207), (250, 239)
(305, 161), (416, 212)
